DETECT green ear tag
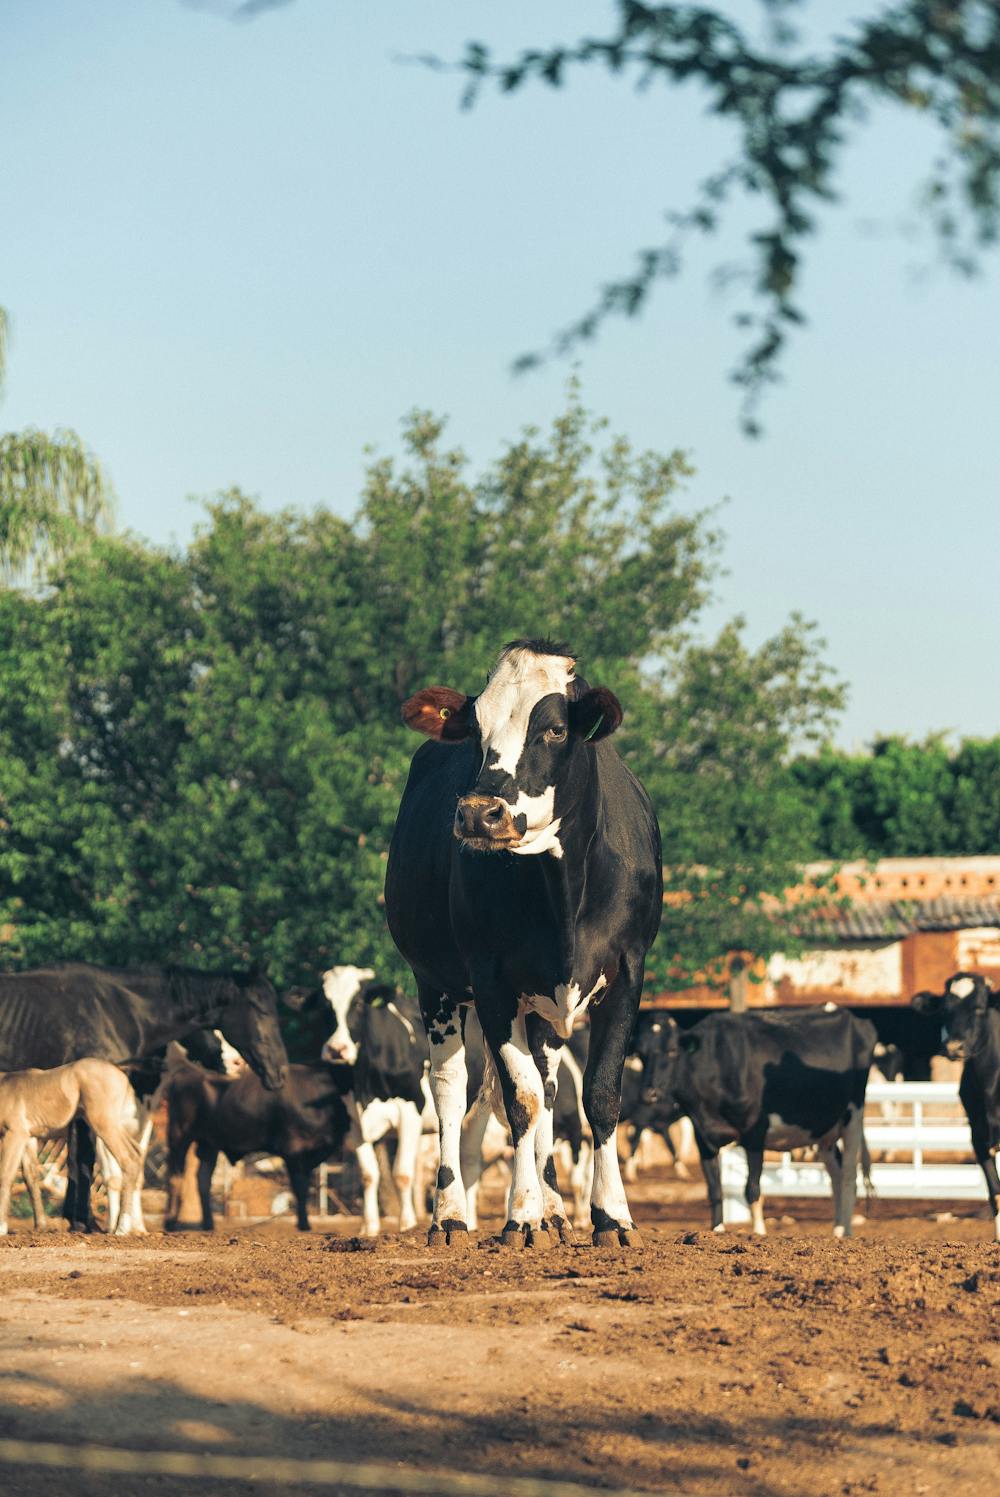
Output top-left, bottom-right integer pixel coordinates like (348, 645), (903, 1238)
(583, 714), (604, 742)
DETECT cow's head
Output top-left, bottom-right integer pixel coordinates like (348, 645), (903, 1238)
(401, 639), (622, 857)
(632, 1014), (682, 1111)
(317, 965), (376, 1064)
(912, 971), (998, 1062)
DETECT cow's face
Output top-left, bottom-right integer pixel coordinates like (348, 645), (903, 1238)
(401, 640), (622, 857)
(318, 965), (376, 1064)
(633, 1015), (681, 1109)
(912, 972), (996, 1062)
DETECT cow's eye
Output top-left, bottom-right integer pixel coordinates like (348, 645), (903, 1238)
(542, 725), (567, 744)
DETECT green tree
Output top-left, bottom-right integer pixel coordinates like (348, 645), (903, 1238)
(950, 738), (1000, 853)
(433, 1), (1000, 432)
(0, 306), (116, 585)
(0, 393), (845, 992)
(794, 733), (1000, 859)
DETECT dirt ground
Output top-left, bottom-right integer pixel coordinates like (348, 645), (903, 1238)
(1, 1177), (999, 1497)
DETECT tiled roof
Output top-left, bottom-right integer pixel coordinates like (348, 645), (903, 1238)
(794, 896), (1000, 940)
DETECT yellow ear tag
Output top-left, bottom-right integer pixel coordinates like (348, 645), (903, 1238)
(440, 707), (451, 719)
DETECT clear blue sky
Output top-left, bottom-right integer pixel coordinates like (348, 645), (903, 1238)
(3, 1), (998, 748)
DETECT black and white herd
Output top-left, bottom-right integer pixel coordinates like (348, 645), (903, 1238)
(1, 640), (998, 1248)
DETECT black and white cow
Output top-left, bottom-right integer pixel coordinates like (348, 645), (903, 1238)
(636, 1007), (877, 1237)
(912, 971), (1000, 1243)
(287, 965), (432, 1236)
(385, 638), (662, 1249)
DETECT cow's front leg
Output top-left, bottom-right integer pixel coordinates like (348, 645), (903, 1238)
(584, 976), (643, 1248)
(420, 988), (471, 1248)
(527, 1014), (573, 1243)
(479, 1000), (547, 1249)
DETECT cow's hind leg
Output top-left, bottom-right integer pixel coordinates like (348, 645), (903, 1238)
(584, 973), (643, 1249)
(459, 1089), (493, 1232)
(744, 1134), (767, 1236)
(698, 1142), (724, 1232)
(528, 1016), (573, 1244)
(421, 988), (472, 1248)
(393, 1101), (423, 1233)
(982, 1152), (1000, 1244)
(827, 1103), (864, 1238)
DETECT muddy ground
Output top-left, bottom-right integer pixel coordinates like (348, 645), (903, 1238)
(1, 1180), (999, 1497)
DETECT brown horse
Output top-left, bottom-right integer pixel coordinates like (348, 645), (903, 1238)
(0, 1059), (142, 1235)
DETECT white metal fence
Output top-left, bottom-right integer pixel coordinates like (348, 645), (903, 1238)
(721, 1081), (986, 1223)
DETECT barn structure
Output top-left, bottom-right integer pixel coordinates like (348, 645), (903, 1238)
(649, 857), (1000, 1069)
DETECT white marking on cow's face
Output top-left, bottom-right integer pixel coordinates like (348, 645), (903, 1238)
(949, 975), (976, 999)
(522, 973), (607, 1038)
(320, 965), (375, 1064)
(506, 787), (563, 857)
(475, 648), (574, 777)
(624, 1055), (644, 1073)
(472, 647), (574, 857)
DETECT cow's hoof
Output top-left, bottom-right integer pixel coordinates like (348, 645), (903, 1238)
(593, 1226), (642, 1249)
(499, 1222), (551, 1250)
(550, 1216), (575, 1245)
(427, 1222), (470, 1251)
(712, 1222), (726, 1234)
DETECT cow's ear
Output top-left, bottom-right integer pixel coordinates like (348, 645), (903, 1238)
(401, 687), (474, 741)
(569, 686), (623, 742)
(679, 1031), (701, 1054)
(911, 990), (942, 1015)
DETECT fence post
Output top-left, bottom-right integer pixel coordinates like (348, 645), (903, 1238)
(729, 955), (748, 1014)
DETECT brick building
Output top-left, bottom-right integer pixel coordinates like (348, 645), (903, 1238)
(649, 858), (1000, 1055)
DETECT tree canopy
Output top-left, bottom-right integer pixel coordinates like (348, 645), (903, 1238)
(793, 734), (1000, 859)
(0, 395), (844, 991)
(0, 305), (116, 585)
(433, 0), (1000, 432)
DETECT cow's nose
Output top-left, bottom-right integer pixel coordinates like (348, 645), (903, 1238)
(454, 795), (517, 843)
(945, 1042), (965, 1061)
(641, 1088), (660, 1106)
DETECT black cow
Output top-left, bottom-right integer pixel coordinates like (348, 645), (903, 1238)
(164, 1062), (353, 1232)
(284, 967), (431, 1235)
(912, 972), (1000, 1243)
(0, 962), (288, 1229)
(637, 1007), (877, 1236)
(385, 638), (662, 1249)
